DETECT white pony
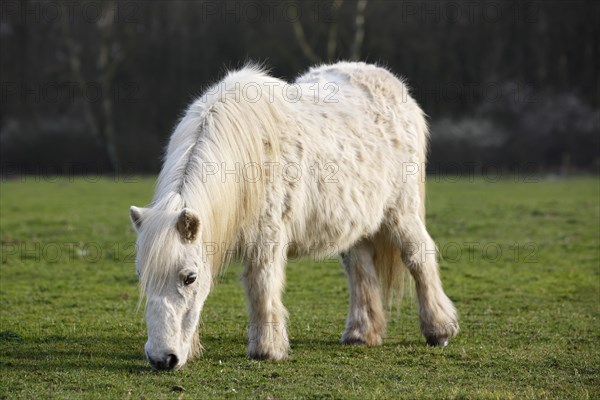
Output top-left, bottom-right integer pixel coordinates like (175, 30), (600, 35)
(130, 62), (458, 370)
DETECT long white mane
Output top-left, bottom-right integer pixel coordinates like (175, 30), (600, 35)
(137, 66), (288, 295)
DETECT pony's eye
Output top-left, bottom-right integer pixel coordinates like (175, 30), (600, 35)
(183, 273), (197, 286)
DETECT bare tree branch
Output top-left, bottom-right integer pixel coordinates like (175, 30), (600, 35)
(61, 9), (102, 146)
(350, 0), (368, 61)
(292, 18), (320, 64)
(96, 1), (121, 172)
(61, 1), (121, 172)
(327, 0), (344, 61)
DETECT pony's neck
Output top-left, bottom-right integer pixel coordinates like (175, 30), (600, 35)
(151, 67), (289, 273)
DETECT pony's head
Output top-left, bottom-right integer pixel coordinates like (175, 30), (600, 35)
(130, 205), (210, 370)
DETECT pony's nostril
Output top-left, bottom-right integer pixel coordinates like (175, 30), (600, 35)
(147, 354), (178, 371)
(165, 354), (178, 370)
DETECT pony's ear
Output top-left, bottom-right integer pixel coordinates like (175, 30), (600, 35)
(176, 209), (201, 243)
(130, 206), (146, 231)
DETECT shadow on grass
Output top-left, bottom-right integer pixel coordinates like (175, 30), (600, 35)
(0, 329), (423, 376)
(0, 333), (148, 373)
(200, 333), (419, 363)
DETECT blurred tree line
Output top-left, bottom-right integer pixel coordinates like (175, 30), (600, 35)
(1, 0), (598, 175)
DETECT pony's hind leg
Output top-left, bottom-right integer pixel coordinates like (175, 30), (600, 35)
(242, 245), (290, 361)
(341, 240), (386, 346)
(388, 212), (459, 346)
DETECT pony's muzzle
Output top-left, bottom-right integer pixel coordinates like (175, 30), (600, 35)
(147, 352), (179, 371)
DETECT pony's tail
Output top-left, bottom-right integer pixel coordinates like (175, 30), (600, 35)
(373, 229), (408, 310)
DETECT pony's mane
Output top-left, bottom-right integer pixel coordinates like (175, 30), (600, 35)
(138, 65), (288, 296)
(135, 199), (183, 300)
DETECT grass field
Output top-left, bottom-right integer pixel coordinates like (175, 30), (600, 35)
(0, 176), (598, 399)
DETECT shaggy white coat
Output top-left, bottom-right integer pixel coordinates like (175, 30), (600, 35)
(130, 62), (458, 369)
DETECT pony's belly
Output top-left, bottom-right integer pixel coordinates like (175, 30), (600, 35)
(287, 203), (385, 258)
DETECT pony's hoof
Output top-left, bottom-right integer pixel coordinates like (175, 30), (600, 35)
(341, 331), (382, 346)
(422, 320), (459, 347)
(247, 347), (289, 361)
(248, 353), (287, 361)
(341, 336), (367, 346)
(426, 336), (449, 347)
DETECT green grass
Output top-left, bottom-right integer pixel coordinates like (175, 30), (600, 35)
(1, 176), (598, 399)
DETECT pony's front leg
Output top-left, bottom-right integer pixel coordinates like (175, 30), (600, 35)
(242, 246), (289, 360)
